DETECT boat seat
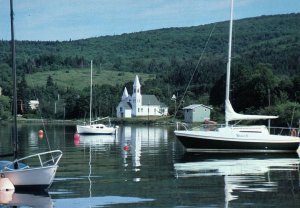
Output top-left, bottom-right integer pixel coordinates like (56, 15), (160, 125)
(2, 162), (29, 171)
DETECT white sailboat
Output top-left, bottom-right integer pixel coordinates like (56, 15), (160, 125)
(174, 0), (300, 153)
(76, 60), (118, 135)
(0, 0), (63, 190)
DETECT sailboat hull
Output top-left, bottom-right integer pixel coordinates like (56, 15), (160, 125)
(175, 128), (300, 153)
(77, 124), (116, 135)
(2, 165), (58, 190)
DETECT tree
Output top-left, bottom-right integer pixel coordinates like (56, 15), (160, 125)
(46, 75), (54, 87)
(0, 95), (11, 120)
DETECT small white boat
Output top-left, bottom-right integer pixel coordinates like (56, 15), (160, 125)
(76, 61), (118, 135)
(0, 150), (62, 190)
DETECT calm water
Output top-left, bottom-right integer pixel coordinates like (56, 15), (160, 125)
(0, 123), (300, 207)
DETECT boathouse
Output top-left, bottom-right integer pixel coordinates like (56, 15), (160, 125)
(183, 104), (212, 123)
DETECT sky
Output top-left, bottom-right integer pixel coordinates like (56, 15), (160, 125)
(1, 0), (300, 41)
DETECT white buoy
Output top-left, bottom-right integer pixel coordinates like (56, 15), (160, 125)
(0, 177), (15, 191)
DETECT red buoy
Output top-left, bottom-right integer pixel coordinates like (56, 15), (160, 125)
(123, 145), (129, 151)
(38, 130), (44, 139)
(74, 132), (80, 146)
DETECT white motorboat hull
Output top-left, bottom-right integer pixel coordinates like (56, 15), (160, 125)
(1, 165), (58, 189)
(0, 150), (62, 190)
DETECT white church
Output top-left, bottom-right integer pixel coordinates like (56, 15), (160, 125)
(116, 75), (168, 118)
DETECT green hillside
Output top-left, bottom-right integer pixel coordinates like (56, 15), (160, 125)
(0, 13), (299, 75)
(26, 68), (154, 91)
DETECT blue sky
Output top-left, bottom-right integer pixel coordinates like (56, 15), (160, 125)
(1, 0), (300, 41)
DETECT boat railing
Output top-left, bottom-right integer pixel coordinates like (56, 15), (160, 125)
(269, 126), (299, 136)
(176, 122), (221, 131)
(176, 122), (189, 130)
(4, 150), (63, 170)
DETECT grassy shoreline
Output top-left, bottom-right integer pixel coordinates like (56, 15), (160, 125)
(1, 116), (178, 126)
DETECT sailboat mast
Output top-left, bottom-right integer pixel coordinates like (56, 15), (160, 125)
(225, 0), (234, 126)
(89, 60), (93, 125)
(10, 0), (18, 159)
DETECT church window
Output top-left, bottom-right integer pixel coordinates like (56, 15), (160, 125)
(141, 108), (143, 112)
(120, 107), (123, 112)
(138, 108), (140, 112)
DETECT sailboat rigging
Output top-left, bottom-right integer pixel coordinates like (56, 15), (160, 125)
(174, 0), (300, 153)
(76, 60), (118, 135)
(0, 0), (63, 190)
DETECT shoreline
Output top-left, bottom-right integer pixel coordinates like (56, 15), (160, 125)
(1, 116), (178, 126)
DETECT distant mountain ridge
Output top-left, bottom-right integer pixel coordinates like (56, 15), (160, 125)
(0, 13), (299, 76)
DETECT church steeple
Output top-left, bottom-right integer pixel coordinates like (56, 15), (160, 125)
(133, 75), (141, 91)
(132, 75), (142, 116)
(121, 87), (129, 100)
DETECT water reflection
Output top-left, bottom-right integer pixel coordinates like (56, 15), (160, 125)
(76, 125), (168, 175)
(78, 134), (117, 149)
(120, 126), (168, 168)
(0, 191), (52, 208)
(174, 153), (300, 207)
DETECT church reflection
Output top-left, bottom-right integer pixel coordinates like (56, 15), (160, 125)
(75, 125), (168, 180)
(119, 125), (168, 181)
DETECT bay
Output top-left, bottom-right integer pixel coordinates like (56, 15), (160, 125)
(0, 123), (299, 207)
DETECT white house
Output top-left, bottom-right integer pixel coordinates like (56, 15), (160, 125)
(29, 100), (39, 110)
(116, 75), (168, 118)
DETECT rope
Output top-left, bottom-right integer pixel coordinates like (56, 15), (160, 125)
(27, 78), (52, 152)
(174, 23), (217, 117)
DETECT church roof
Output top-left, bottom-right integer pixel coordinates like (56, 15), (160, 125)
(124, 102), (132, 109)
(142, 95), (162, 106)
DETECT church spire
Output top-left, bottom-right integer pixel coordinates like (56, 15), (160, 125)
(122, 87), (129, 100)
(133, 75), (141, 88)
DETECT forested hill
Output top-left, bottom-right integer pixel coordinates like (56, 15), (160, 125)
(0, 13), (299, 123)
(0, 13), (299, 76)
